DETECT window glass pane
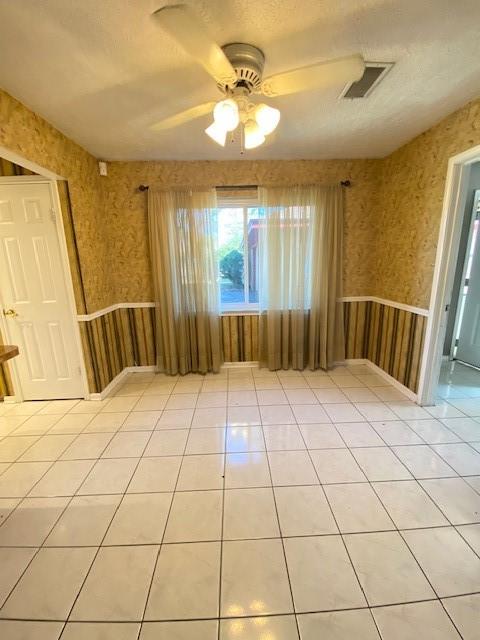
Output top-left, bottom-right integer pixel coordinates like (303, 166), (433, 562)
(217, 207), (245, 305)
(247, 207), (264, 303)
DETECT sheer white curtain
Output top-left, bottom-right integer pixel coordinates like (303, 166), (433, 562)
(148, 188), (222, 374)
(258, 184), (345, 370)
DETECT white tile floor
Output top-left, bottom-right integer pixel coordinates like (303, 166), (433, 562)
(438, 359), (480, 402)
(0, 362), (479, 639)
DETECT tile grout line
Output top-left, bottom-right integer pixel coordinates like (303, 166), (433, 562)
(0, 401), (125, 612)
(295, 412), (384, 638)
(56, 398), (165, 639)
(341, 424), (470, 639)
(332, 418), (473, 638)
(0, 519), (479, 550)
(135, 379), (198, 638)
(260, 418), (302, 639)
(3, 592), (480, 625)
(4, 439), (480, 464)
(0, 403), (124, 560)
(0, 424), (101, 532)
(216, 402), (228, 639)
(0, 366), (479, 631)
(397, 530), (468, 639)
(295, 405), (473, 638)
(0, 438), (79, 611)
(1, 473), (480, 499)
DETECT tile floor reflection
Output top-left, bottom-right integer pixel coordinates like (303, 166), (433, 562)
(0, 363), (479, 638)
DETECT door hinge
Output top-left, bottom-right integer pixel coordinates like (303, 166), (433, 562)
(50, 208), (56, 223)
(455, 338), (459, 347)
(465, 278), (470, 287)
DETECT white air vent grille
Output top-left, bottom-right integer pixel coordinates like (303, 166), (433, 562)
(341, 62), (393, 99)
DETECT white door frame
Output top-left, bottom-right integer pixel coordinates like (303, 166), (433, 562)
(0, 174), (89, 401)
(418, 143), (480, 405)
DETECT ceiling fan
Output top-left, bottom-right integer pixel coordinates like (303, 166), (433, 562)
(152, 4), (365, 150)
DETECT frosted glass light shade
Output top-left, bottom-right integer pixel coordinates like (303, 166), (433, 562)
(205, 121), (227, 146)
(254, 103), (280, 135)
(244, 119), (265, 149)
(213, 99), (239, 132)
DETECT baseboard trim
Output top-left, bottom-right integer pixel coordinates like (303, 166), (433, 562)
(88, 369), (129, 401)
(87, 359), (418, 403)
(88, 365), (157, 401)
(222, 361), (259, 369)
(346, 358), (417, 402)
(3, 395), (18, 404)
(89, 363), (259, 400)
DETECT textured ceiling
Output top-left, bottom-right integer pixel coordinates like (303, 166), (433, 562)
(0, 0), (479, 160)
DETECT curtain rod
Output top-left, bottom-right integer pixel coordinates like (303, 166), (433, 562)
(138, 180), (351, 192)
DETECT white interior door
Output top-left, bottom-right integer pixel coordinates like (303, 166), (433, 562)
(0, 180), (84, 399)
(456, 191), (480, 367)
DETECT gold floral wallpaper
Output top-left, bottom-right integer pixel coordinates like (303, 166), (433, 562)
(1, 86), (480, 396)
(373, 96), (480, 308)
(3, 87), (480, 314)
(0, 89), (112, 312)
(102, 159), (380, 303)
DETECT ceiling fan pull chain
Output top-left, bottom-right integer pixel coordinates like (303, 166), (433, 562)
(240, 123), (245, 155)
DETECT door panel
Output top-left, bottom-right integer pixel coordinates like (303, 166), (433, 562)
(0, 200), (13, 223)
(48, 321), (71, 379)
(0, 181), (83, 399)
(3, 237), (29, 301)
(21, 322), (45, 380)
(24, 197), (43, 223)
(456, 192), (480, 368)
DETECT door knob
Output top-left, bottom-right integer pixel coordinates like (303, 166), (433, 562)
(3, 308), (18, 318)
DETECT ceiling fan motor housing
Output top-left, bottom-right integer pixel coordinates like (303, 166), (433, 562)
(219, 43), (265, 94)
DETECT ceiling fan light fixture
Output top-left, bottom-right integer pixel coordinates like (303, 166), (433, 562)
(213, 98), (239, 132)
(244, 119), (265, 149)
(254, 103), (280, 135)
(205, 121), (227, 146)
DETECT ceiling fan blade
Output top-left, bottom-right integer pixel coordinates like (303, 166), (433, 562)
(153, 4), (237, 86)
(151, 102), (216, 131)
(261, 54), (365, 97)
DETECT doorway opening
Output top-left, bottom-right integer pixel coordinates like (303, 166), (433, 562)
(438, 166), (480, 407)
(418, 146), (480, 411)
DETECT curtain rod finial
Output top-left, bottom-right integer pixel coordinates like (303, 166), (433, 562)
(139, 184), (149, 192)
(340, 180), (351, 187)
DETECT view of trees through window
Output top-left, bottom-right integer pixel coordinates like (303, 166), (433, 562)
(217, 206), (264, 309)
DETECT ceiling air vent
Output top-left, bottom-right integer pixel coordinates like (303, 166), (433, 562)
(340, 62), (393, 99)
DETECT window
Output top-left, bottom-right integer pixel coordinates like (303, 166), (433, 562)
(216, 203), (264, 312)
